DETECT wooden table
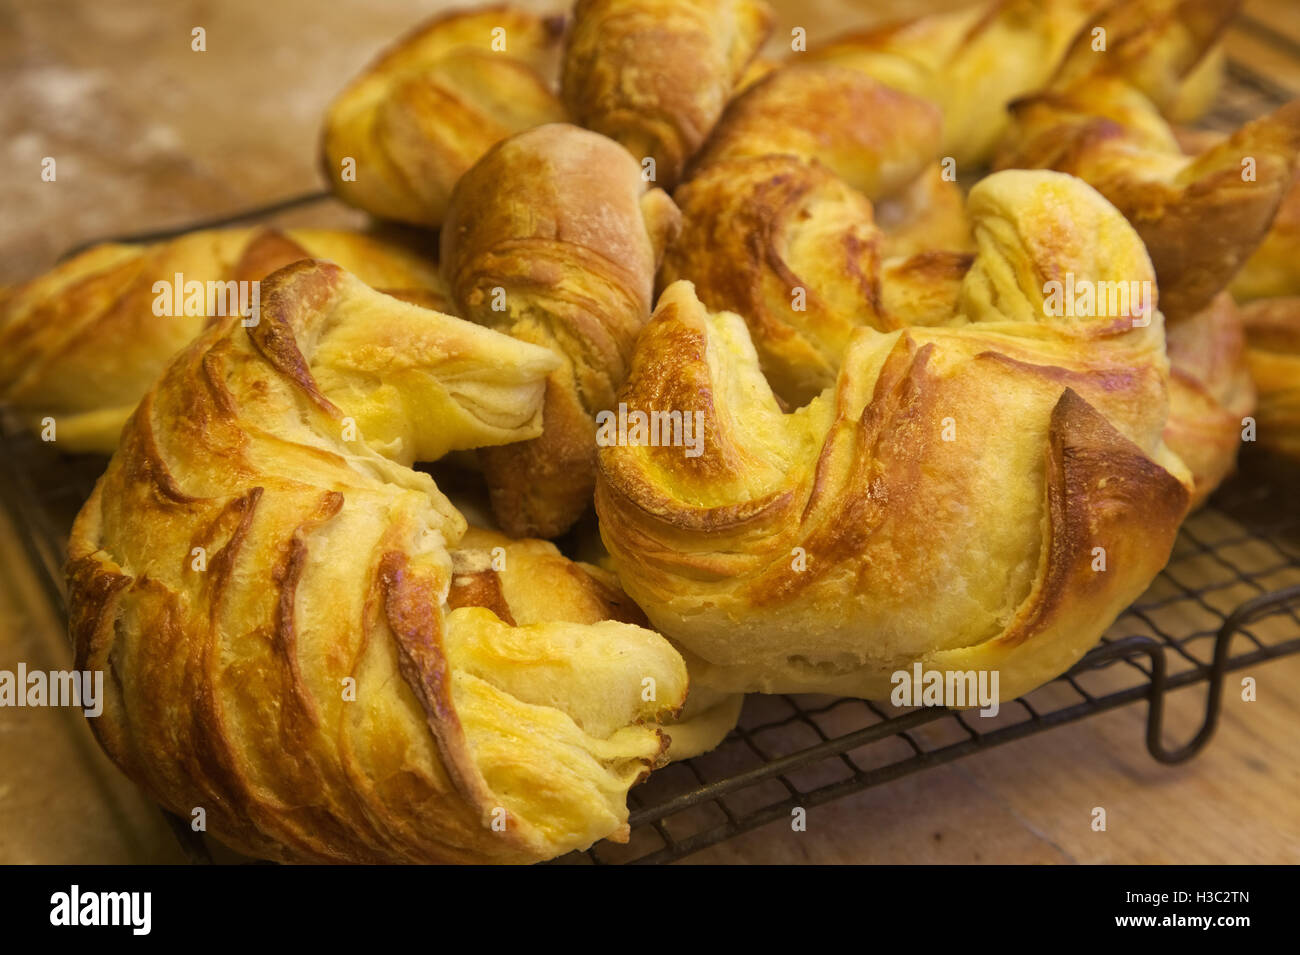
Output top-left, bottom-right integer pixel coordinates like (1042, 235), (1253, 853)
(1, 0), (1298, 865)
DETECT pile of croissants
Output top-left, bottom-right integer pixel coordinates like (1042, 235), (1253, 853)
(2, 0), (1298, 864)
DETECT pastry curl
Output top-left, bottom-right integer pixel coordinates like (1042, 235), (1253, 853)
(660, 154), (971, 407)
(596, 171), (1192, 703)
(1046, 0), (1238, 116)
(665, 68), (969, 406)
(322, 6), (567, 226)
(875, 164), (976, 260)
(441, 123), (681, 538)
(661, 155), (892, 405)
(996, 1), (1300, 321)
(0, 228), (446, 453)
(66, 260), (720, 864)
(561, 0), (774, 189)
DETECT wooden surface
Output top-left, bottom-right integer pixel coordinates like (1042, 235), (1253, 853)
(1, 0), (1298, 865)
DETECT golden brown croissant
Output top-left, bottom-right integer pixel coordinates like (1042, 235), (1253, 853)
(995, 0), (1300, 322)
(66, 260), (732, 864)
(596, 171), (1192, 703)
(0, 227), (446, 453)
(321, 6), (567, 226)
(1163, 294), (1256, 506)
(440, 123), (681, 538)
(561, 0), (774, 189)
(802, 0), (1114, 168)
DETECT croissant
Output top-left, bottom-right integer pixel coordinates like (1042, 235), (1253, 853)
(596, 171), (1192, 702)
(440, 123), (682, 538)
(321, 6), (567, 226)
(995, 0), (1300, 322)
(801, 0), (1114, 168)
(561, 0), (774, 189)
(0, 227), (446, 453)
(66, 260), (737, 864)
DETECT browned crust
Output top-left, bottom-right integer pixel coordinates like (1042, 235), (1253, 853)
(687, 64), (942, 199)
(661, 154), (889, 404)
(320, 5), (568, 226)
(379, 551), (501, 822)
(447, 568), (518, 626)
(246, 260), (345, 415)
(996, 388), (1189, 650)
(441, 124), (680, 537)
(595, 269), (1190, 699)
(0, 228), (444, 454)
(561, 0), (774, 189)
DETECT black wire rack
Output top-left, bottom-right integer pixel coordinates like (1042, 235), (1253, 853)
(2, 51), (1299, 866)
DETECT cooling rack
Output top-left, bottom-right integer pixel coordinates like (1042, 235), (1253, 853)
(2, 51), (1298, 866)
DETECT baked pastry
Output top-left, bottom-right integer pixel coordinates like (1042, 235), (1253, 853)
(452, 524), (744, 760)
(1231, 177), (1300, 458)
(1163, 294), (1256, 507)
(596, 171), (1192, 702)
(662, 153), (975, 407)
(322, 6), (567, 227)
(665, 67), (973, 406)
(686, 64), (944, 200)
(561, 0), (774, 189)
(662, 153), (894, 406)
(1236, 298), (1300, 459)
(1232, 173), (1300, 302)
(992, 2), (1294, 499)
(802, 0), (1113, 168)
(1045, 0), (1237, 117)
(441, 123), (681, 538)
(66, 260), (732, 864)
(996, 1), (1300, 321)
(0, 227), (446, 453)
(875, 164), (977, 260)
